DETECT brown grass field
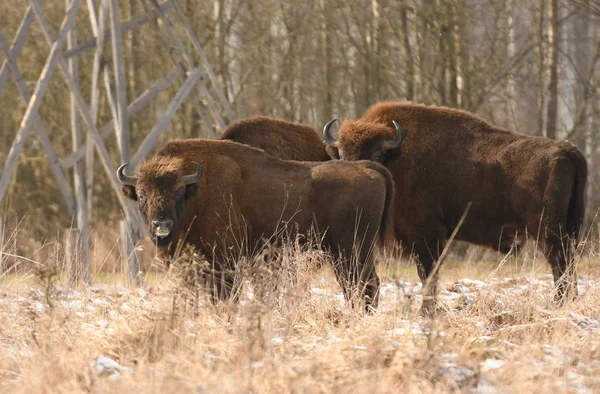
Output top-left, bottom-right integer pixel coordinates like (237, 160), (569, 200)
(1, 232), (600, 393)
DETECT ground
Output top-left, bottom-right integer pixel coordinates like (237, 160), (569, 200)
(1, 248), (600, 393)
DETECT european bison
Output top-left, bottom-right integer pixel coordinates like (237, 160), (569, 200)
(117, 139), (394, 310)
(323, 101), (587, 314)
(220, 116), (330, 161)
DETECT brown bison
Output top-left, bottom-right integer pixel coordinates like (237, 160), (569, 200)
(117, 139), (394, 310)
(220, 116), (330, 161)
(323, 101), (587, 314)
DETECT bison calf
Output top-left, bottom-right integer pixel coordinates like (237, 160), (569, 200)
(220, 116), (330, 161)
(118, 139), (394, 311)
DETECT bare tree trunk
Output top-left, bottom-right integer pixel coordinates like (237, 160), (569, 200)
(590, 93), (598, 217)
(536, 0), (546, 136)
(447, 0), (458, 107)
(506, 0), (517, 129)
(457, 2), (470, 110)
(67, 0), (91, 284)
(401, 3), (414, 101)
(588, 21), (599, 221)
(321, 0), (333, 127)
(214, 0), (229, 102)
(545, 0), (559, 140)
(372, 0), (383, 101)
(438, 9), (447, 106)
(572, 0), (590, 151)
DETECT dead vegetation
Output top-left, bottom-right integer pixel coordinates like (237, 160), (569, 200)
(1, 235), (600, 393)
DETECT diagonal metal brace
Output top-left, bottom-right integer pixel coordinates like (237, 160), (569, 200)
(0, 0), (81, 206)
(0, 26), (76, 215)
(30, 1), (141, 225)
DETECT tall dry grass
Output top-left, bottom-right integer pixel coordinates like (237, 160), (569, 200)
(1, 226), (600, 393)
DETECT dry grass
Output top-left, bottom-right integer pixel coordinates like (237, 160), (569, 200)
(1, 237), (600, 393)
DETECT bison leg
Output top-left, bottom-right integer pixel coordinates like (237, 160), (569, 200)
(331, 256), (379, 313)
(543, 235), (578, 304)
(331, 259), (353, 304)
(412, 240), (444, 316)
(360, 260), (380, 312)
(206, 265), (238, 304)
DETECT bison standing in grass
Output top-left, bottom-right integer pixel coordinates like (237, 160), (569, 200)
(117, 139), (394, 311)
(323, 101), (587, 314)
(220, 116), (330, 161)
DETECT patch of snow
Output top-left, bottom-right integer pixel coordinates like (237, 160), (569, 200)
(92, 356), (134, 380)
(378, 283), (397, 294)
(384, 339), (401, 351)
(450, 284), (470, 293)
(386, 321), (425, 336)
(246, 287), (255, 301)
(458, 278), (486, 290)
(137, 289), (148, 298)
(61, 300), (83, 310)
(31, 301), (45, 313)
(570, 312), (600, 334)
(456, 294), (476, 310)
(567, 372), (593, 394)
(92, 298), (111, 307)
(29, 288), (45, 300)
(480, 359), (505, 371)
(272, 336), (283, 345)
(200, 352), (226, 361)
(439, 361), (476, 384)
(11, 346), (32, 358)
(440, 290), (462, 300)
(328, 334), (343, 343)
(97, 319), (110, 328)
(309, 287), (329, 295)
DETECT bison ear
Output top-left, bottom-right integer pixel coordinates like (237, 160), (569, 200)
(122, 185), (137, 201)
(325, 144), (340, 160)
(184, 183), (199, 199)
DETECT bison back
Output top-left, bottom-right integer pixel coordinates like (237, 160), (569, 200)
(221, 116), (330, 161)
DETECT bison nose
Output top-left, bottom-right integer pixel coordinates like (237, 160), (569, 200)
(152, 219), (173, 236)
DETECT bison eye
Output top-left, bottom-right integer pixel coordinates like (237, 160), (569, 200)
(371, 148), (386, 163)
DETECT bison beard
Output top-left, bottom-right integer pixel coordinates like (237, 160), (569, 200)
(118, 139), (395, 312)
(324, 101), (587, 315)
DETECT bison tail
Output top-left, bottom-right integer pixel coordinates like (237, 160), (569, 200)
(564, 144), (588, 246)
(364, 162), (396, 248)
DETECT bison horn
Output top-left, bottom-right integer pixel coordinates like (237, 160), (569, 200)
(323, 118), (338, 146)
(182, 161), (203, 185)
(117, 163), (137, 186)
(382, 120), (407, 151)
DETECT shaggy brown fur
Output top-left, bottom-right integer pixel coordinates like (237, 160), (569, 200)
(121, 139), (395, 311)
(325, 101), (587, 314)
(220, 116), (330, 161)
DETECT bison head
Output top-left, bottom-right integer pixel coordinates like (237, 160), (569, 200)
(117, 157), (202, 247)
(323, 118), (406, 164)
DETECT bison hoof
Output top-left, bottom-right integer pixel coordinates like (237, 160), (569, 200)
(554, 287), (578, 305)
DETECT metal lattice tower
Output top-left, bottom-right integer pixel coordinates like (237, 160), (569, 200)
(0, 0), (233, 284)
